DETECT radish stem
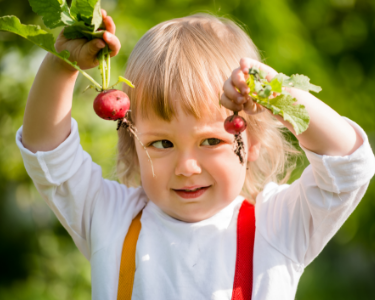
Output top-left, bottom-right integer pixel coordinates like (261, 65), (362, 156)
(98, 47), (106, 90)
(61, 58), (102, 90)
(118, 117), (156, 178)
(106, 48), (110, 88)
(127, 124), (156, 178)
(97, 45), (110, 90)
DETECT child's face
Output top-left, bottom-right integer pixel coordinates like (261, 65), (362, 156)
(134, 104), (255, 223)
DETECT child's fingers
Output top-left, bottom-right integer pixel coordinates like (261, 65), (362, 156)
(101, 9), (107, 18)
(231, 67), (250, 96)
(239, 58), (278, 82)
(220, 92), (243, 112)
(103, 31), (121, 57)
(103, 16), (116, 34)
(223, 76), (246, 105)
(242, 96), (266, 115)
(83, 38), (106, 58)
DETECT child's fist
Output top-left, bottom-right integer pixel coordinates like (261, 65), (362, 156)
(54, 9), (121, 71)
(221, 58), (278, 115)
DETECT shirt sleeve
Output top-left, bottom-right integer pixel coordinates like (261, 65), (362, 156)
(15, 118), (147, 260)
(255, 117), (375, 267)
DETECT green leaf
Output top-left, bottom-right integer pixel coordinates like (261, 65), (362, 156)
(268, 94), (310, 135)
(248, 66), (260, 77)
(0, 15), (58, 53)
(247, 74), (256, 91)
(28, 0), (73, 29)
(60, 11), (77, 26)
(91, 0), (103, 31)
(254, 80), (263, 93)
(258, 84), (272, 98)
(288, 74), (322, 93)
(0, 15), (102, 90)
(273, 73), (291, 86)
(63, 21), (94, 39)
(247, 70), (313, 135)
(269, 78), (282, 93)
(253, 92), (310, 135)
(249, 66), (268, 80)
(273, 73), (322, 93)
(63, 26), (87, 39)
(70, 0), (102, 29)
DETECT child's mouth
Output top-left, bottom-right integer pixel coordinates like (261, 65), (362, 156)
(173, 186), (210, 199)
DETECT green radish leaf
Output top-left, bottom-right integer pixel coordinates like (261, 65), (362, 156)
(119, 76), (135, 88)
(267, 94), (310, 135)
(0, 15), (102, 90)
(269, 78), (282, 93)
(248, 67), (268, 80)
(91, 0), (103, 31)
(247, 74), (256, 91)
(246, 69), (318, 135)
(253, 94), (310, 135)
(254, 80), (263, 93)
(273, 73), (322, 93)
(0, 15), (60, 54)
(63, 26), (87, 39)
(60, 12), (76, 26)
(258, 84), (272, 98)
(63, 21), (94, 39)
(28, 0), (73, 29)
(70, 0), (103, 30)
(64, 0), (103, 40)
(273, 73), (290, 87)
(289, 74), (322, 93)
(248, 67), (260, 77)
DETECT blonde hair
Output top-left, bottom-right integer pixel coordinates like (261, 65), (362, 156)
(117, 13), (300, 202)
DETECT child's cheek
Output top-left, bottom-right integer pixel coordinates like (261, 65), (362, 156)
(208, 148), (247, 198)
(138, 156), (168, 203)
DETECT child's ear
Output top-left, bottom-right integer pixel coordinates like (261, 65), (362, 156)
(247, 140), (261, 162)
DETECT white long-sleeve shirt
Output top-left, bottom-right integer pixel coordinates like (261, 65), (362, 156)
(16, 117), (375, 300)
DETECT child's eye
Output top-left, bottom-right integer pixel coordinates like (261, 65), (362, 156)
(151, 140), (174, 149)
(201, 138), (222, 146)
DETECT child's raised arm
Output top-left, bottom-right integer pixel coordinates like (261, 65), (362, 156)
(221, 58), (363, 156)
(22, 10), (121, 153)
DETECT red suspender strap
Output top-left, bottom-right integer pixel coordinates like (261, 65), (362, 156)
(231, 200), (256, 300)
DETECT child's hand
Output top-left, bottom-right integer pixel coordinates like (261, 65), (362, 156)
(54, 9), (121, 72)
(221, 58), (278, 115)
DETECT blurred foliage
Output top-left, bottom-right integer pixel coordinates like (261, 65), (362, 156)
(1, 0), (375, 299)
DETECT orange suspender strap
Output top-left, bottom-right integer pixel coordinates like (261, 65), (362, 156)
(117, 200), (255, 300)
(117, 210), (142, 300)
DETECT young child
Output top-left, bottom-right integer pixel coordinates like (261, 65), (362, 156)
(16, 11), (375, 300)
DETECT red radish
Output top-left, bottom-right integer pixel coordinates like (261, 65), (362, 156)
(224, 112), (247, 165)
(224, 113), (247, 134)
(93, 89), (130, 120)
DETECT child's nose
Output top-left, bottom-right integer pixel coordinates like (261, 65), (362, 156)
(174, 156), (202, 177)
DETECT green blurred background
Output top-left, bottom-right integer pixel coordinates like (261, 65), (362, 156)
(1, 0), (375, 299)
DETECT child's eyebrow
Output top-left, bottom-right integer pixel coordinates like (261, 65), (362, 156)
(138, 132), (170, 137)
(138, 121), (227, 138)
(139, 128), (227, 138)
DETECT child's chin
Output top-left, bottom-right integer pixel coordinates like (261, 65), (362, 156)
(173, 208), (219, 223)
